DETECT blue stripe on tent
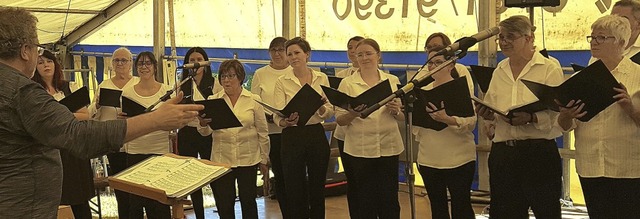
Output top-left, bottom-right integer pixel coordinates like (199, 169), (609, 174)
(96, 57), (104, 83)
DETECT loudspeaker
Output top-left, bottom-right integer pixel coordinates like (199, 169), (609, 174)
(504, 0), (560, 7)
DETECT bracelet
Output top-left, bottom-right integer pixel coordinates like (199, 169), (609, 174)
(528, 113), (535, 123)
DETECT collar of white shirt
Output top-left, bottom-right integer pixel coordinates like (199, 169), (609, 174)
(282, 68), (323, 86)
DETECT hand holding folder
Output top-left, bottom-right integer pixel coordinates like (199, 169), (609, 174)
(99, 88), (123, 107)
(413, 77), (474, 130)
(471, 96), (548, 119)
(522, 60), (621, 122)
(59, 86), (90, 112)
(255, 84), (324, 126)
(195, 98), (242, 130)
(322, 79), (392, 111)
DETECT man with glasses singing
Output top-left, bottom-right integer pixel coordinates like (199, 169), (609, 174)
(0, 7), (203, 218)
(475, 15), (564, 218)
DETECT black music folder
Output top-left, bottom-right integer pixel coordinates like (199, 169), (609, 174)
(571, 63), (586, 72)
(99, 88), (122, 107)
(413, 77), (475, 130)
(469, 65), (495, 93)
(631, 51), (640, 64)
(195, 99), (242, 130)
(59, 86), (90, 112)
(521, 60), (620, 122)
(321, 79), (392, 110)
(471, 96), (548, 119)
(255, 84), (324, 126)
(328, 76), (343, 89)
(121, 96), (147, 117)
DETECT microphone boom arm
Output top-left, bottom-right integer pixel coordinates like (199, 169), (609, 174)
(359, 55), (460, 118)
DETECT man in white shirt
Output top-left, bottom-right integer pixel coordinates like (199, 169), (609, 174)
(612, 0), (640, 58)
(476, 15), (564, 218)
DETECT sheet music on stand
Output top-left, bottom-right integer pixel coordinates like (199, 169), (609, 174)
(110, 153), (230, 199)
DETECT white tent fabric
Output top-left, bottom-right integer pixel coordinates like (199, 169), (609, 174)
(2, 0), (118, 44)
(3, 0), (608, 51)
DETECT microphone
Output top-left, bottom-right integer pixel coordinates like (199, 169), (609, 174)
(433, 26), (500, 56)
(180, 60), (211, 69)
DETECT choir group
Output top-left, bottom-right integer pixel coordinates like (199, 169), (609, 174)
(2, 1), (640, 219)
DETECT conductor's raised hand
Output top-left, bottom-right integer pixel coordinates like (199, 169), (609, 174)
(280, 112), (299, 127)
(475, 103), (495, 120)
(151, 92), (204, 130)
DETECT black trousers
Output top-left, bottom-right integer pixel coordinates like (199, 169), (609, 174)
(418, 161), (476, 219)
(106, 152), (130, 219)
(489, 139), (561, 219)
(211, 165), (259, 219)
(177, 127), (212, 219)
(337, 139), (356, 217)
(281, 124), (330, 219)
(344, 153), (400, 219)
(579, 176), (640, 219)
(69, 202), (92, 219)
(126, 154), (171, 219)
(268, 133), (289, 218)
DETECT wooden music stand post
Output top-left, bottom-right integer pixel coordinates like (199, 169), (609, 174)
(108, 153), (230, 219)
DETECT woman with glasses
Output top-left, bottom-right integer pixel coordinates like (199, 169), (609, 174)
(335, 38), (403, 218)
(412, 45), (477, 219)
(273, 37), (334, 219)
(250, 37), (292, 217)
(423, 33), (473, 80)
(197, 59), (269, 219)
(88, 47), (139, 218)
(557, 15), (640, 218)
(176, 47), (222, 219)
(32, 50), (93, 219)
(475, 15), (564, 218)
(122, 51), (173, 219)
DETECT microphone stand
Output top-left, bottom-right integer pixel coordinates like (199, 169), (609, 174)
(359, 51), (463, 219)
(144, 68), (197, 112)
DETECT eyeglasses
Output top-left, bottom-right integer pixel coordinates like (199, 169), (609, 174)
(586, 35), (616, 44)
(112, 59), (131, 65)
(356, 52), (378, 58)
(137, 61), (153, 68)
(219, 74), (237, 80)
(427, 60), (446, 67)
(496, 34), (525, 44)
(269, 48), (285, 53)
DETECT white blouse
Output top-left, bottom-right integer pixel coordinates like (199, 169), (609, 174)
(483, 52), (564, 142)
(251, 65), (293, 134)
(412, 68), (477, 168)
(273, 68), (334, 126)
(88, 77), (140, 121)
(562, 58), (640, 178)
(197, 88), (270, 167)
(335, 70), (404, 158)
(121, 83), (173, 155)
(333, 67), (359, 141)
